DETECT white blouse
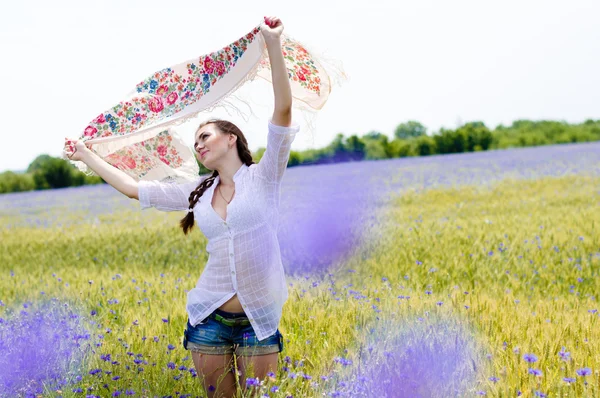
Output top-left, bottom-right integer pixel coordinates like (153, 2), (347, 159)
(138, 119), (300, 341)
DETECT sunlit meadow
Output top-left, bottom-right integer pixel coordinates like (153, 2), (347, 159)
(1, 141), (599, 397)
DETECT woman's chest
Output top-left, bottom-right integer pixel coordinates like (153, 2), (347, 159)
(196, 178), (272, 237)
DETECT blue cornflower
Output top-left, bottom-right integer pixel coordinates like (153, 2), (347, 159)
(563, 377), (576, 383)
(523, 353), (538, 363)
(167, 362), (176, 370)
(558, 347), (571, 361)
(246, 377), (260, 387)
(167, 344), (175, 350)
(576, 367), (591, 376)
(528, 368), (543, 376)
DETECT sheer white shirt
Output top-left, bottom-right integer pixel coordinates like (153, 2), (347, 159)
(138, 119), (300, 341)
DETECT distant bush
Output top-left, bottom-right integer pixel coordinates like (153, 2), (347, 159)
(0, 171), (36, 193)
(1, 155), (104, 194)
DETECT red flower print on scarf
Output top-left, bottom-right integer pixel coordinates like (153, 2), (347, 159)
(204, 56), (215, 74)
(156, 85), (169, 96)
(121, 157), (136, 169)
(216, 62), (226, 76)
(156, 145), (168, 157)
(166, 92), (178, 105)
(84, 126), (98, 137)
(94, 114), (106, 124)
(148, 96), (164, 113)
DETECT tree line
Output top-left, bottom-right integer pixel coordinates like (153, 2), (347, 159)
(1, 118), (599, 194)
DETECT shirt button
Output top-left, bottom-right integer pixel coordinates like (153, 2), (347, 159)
(230, 253), (234, 257)
(231, 270), (235, 274)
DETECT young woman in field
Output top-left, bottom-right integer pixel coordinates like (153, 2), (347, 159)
(68, 16), (297, 398)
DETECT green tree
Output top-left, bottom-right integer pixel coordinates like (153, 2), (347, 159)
(457, 121), (493, 151)
(363, 130), (387, 140)
(27, 154), (54, 173)
(345, 135), (366, 161)
(394, 121), (427, 140)
(288, 151), (301, 167)
(433, 128), (467, 154)
(388, 139), (415, 157)
(31, 157), (74, 189)
(413, 135), (436, 156)
(0, 171), (35, 193)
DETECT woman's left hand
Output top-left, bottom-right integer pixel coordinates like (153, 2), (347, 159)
(261, 16), (284, 43)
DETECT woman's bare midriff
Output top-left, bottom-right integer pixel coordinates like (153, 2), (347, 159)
(218, 294), (244, 313)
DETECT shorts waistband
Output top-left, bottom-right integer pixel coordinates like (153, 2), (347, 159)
(210, 308), (251, 327)
(214, 308), (247, 319)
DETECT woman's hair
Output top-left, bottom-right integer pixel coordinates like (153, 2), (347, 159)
(179, 119), (255, 235)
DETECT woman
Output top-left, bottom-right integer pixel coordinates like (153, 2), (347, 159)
(68, 16), (298, 398)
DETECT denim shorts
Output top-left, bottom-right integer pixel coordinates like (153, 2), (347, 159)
(182, 308), (284, 356)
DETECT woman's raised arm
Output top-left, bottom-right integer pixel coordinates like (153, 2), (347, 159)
(262, 16), (293, 127)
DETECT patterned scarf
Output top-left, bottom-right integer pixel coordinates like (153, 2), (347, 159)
(63, 22), (343, 183)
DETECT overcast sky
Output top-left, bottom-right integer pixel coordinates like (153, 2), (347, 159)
(1, 0), (598, 172)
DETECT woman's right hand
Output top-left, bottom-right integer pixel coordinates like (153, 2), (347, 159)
(65, 138), (93, 162)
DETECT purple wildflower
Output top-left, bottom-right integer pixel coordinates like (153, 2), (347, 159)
(558, 347), (571, 361)
(528, 368), (543, 376)
(523, 353), (538, 363)
(246, 377), (260, 387)
(576, 367), (591, 376)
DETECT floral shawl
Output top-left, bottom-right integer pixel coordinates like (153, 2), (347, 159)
(63, 22), (343, 183)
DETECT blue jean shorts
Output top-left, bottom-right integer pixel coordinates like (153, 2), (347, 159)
(182, 308), (284, 356)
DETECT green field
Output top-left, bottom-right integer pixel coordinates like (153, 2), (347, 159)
(1, 175), (599, 397)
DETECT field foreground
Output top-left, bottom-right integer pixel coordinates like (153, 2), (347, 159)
(1, 144), (600, 397)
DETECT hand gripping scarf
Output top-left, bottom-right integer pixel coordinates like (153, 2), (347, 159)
(62, 22), (345, 183)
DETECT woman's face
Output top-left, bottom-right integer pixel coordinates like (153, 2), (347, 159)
(194, 124), (234, 169)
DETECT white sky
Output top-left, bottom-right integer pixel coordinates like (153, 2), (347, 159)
(1, 0), (599, 172)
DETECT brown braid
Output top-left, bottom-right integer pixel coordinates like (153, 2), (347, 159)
(180, 119), (256, 235)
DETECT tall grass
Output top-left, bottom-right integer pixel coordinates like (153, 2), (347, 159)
(0, 175), (598, 397)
